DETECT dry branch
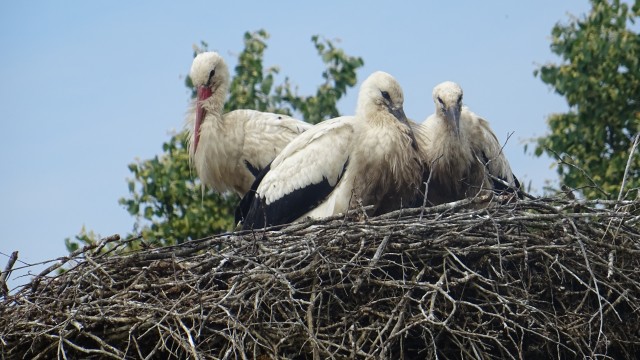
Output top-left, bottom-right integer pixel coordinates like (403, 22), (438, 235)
(1, 197), (640, 359)
(0, 251), (18, 299)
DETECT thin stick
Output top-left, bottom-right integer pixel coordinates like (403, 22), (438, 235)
(30, 234), (120, 292)
(420, 155), (443, 220)
(618, 133), (640, 201)
(352, 235), (390, 294)
(0, 251), (18, 298)
(546, 148), (610, 198)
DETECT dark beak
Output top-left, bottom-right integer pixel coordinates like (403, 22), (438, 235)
(445, 106), (461, 137)
(390, 106), (409, 126)
(390, 106), (419, 148)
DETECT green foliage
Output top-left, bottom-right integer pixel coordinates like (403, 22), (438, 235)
(226, 30), (286, 113)
(64, 135), (237, 251)
(64, 226), (100, 253)
(119, 135), (237, 245)
(277, 35), (365, 124)
(224, 31), (365, 124)
(65, 29), (364, 253)
(534, 0), (640, 199)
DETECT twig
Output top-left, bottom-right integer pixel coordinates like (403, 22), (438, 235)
(420, 155), (442, 220)
(306, 254), (321, 360)
(546, 148), (610, 198)
(29, 234), (120, 292)
(618, 133), (640, 201)
(0, 251), (18, 298)
(352, 235), (391, 294)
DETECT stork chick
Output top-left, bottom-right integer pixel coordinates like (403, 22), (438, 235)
(239, 71), (423, 229)
(187, 51), (311, 196)
(415, 81), (520, 205)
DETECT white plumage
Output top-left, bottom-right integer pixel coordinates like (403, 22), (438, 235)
(186, 51), (311, 196)
(414, 81), (520, 205)
(240, 71), (423, 229)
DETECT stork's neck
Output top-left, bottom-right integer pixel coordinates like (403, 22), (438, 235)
(203, 81), (228, 120)
(427, 113), (473, 183)
(360, 105), (395, 127)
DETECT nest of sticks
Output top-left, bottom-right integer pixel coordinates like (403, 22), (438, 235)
(1, 197), (640, 359)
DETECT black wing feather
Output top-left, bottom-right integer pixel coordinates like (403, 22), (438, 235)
(235, 162), (271, 224)
(243, 160), (261, 178)
(241, 158), (350, 230)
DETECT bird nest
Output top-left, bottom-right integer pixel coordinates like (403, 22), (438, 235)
(1, 197), (640, 359)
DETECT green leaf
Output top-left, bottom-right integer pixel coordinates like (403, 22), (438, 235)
(532, 0), (640, 200)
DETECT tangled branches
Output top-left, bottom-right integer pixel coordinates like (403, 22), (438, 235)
(1, 197), (640, 359)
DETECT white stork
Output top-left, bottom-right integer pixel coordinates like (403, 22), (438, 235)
(186, 51), (312, 196)
(239, 71), (423, 229)
(415, 81), (520, 205)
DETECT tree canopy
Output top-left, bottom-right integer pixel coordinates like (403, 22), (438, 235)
(65, 30), (363, 252)
(534, 0), (640, 199)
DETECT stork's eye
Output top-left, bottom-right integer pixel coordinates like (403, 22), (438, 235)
(457, 96), (462, 105)
(381, 91), (391, 101)
(437, 97), (445, 106)
(207, 69), (216, 84)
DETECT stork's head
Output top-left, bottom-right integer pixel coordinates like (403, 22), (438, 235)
(357, 71), (410, 128)
(189, 51), (230, 154)
(432, 81), (463, 136)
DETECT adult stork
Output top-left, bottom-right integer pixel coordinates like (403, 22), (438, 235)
(186, 51), (312, 196)
(415, 81), (520, 205)
(239, 71), (423, 229)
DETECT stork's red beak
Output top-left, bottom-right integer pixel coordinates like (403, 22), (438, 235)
(193, 85), (213, 154)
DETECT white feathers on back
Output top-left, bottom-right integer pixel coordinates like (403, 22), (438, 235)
(241, 71), (423, 228)
(259, 116), (355, 206)
(185, 51), (311, 196)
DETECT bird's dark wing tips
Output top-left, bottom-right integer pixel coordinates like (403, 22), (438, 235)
(244, 160), (261, 178)
(242, 158), (350, 229)
(236, 163), (272, 226)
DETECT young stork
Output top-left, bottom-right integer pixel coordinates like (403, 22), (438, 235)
(186, 51), (312, 196)
(415, 81), (520, 205)
(239, 71), (423, 229)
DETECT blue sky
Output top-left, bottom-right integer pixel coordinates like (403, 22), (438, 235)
(0, 1), (593, 289)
